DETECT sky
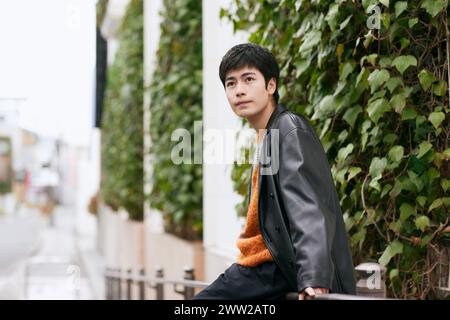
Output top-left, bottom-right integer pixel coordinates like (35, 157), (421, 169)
(0, 0), (96, 146)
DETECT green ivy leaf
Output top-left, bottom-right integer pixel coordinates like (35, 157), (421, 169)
(325, 4), (339, 31)
(381, 184), (392, 198)
(391, 55), (417, 75)
(356, 67), (370, 87)
(338, 143), (354, 162)
(428, 111), (445, 129)
(343, 212), (355, 231)
(363, 0), (378, 12)
(363, 31), (373, 48)
(369, 157), (387, 178)
(340, 62), (355, 81)
(417, 141), (433, 158)
(381, 12), (391, 29)
(389, 220), (401, 232)
(416, 196), (427, 207)
(379, 57), (392, 68)
(402, 107), (417, 120)
(388, 145), (404, 163)
(441, 179), (450, 192)
(385, 77), (402, 94)
(347, 166), (362, 181)
(340, 15), (352, 31)
(367, 98), (391, 123)
(336, 167), (348, 184)
(433, 80), (447, 96)
(369, 179), (381, 191)
(368, 69), (390, 93)
(383, 133), (398, 145)
(369, 89), (387, 102)
(415, 215), (430, 232)
(343, 105), (362, 128)
(390, 179), (403, 198)
(400, 38), (410, 50)
(421, 0), (446, 17)
(390, 94), (406, 114)
(379, 240), (403, 266)
(408, 170), (424, 192)
(420, 234), (434, 248)
(390, 268), (399, 280)
(380, 0), (389, 8)
(368, 53), (378, 66)
(418, 69), (436, 91)
(399, 203), (415, 221)
(408, 18), (418, 28)
(428, 198), (443, 212)
(312, 95), (335, 119)
(300, 30), (321, 51)
(395, 1), (407, 18)
(352, 227), (367, 250)
(444, 197), (450, 206)
(295, 59), (310, 77)
(444, 148), (450, 158)
(427, 167), (440, 183)
(410, 156), (427, 174)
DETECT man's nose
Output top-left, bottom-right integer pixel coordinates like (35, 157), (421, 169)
(235, 81), (246, 96)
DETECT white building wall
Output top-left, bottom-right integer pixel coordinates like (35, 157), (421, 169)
(101, 0), (130, 65)
(202, 0), (249, 281)
(143, 0), (164, 232)
(142, 0), (251, 282)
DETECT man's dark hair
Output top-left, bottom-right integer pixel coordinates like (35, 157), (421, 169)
(219, 43), (280, 104)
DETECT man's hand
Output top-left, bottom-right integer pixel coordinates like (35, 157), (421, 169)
(298, 287), (329, 300)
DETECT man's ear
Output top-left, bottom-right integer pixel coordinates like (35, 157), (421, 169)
(267, 78), (276, 95)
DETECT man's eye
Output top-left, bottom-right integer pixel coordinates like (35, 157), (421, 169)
(226, 82), (235, 87)
(246, 77), (255, 82)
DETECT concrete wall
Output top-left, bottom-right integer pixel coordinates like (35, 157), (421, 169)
(145, 232), (204, 299)
(99, 204), (144, 269)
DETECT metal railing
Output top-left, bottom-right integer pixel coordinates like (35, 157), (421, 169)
(104, 266), (209, 300)
(104, 262), (389, 300)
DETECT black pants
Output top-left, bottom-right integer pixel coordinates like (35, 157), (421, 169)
(193, 261), (294, 300)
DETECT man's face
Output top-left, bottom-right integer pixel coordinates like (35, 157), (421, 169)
(224, 66), (276, 119)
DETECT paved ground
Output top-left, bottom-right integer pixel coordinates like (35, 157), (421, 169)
(25, 206), (93, 300)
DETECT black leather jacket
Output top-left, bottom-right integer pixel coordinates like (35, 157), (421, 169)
(253, 104), (356, 294)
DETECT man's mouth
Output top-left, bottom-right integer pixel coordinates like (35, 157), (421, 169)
(235, 100), (252, 107)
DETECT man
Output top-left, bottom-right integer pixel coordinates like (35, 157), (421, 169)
(194, 43), (356, 300)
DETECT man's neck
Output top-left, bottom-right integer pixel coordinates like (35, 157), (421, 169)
(247, 101), (276, 141)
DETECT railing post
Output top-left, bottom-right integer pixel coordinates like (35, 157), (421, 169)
(126, 268), (132, 300)
(138, 268), (146, 300)
(183, 266), (195, 300)
(155, 266), (164, 300)
(105, 267), (112, 300)
(355, 262), (387, 298)
(116, 268), (122, 300)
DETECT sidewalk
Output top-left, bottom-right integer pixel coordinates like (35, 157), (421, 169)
(25, 206), (93, 300)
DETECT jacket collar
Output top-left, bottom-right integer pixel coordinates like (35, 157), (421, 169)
(265, 104), (287, 130)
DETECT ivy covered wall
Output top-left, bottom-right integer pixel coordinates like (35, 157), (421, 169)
(101, 0), (144, 221)
(222, 0), (449, 299)
(148, 0), (203, 240)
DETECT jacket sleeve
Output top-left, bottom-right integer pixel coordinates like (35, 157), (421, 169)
(278, 127), (337, 293)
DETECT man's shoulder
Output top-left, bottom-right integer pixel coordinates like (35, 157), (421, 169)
(273, 108), (315, 137)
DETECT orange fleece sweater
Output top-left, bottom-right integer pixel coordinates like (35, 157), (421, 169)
(236, 164), (273, 266)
